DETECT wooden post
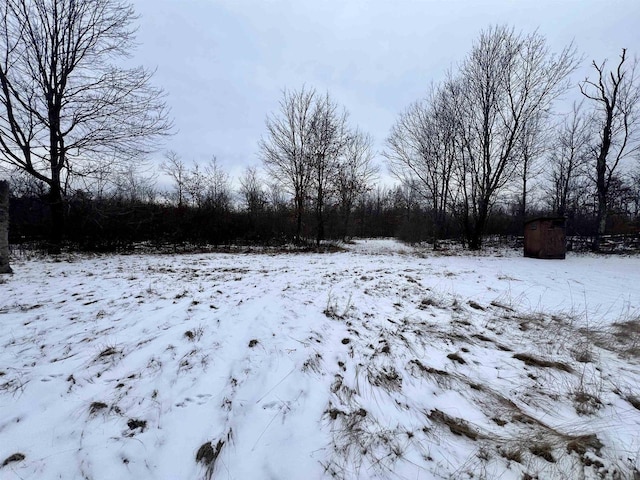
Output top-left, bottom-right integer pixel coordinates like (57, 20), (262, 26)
(0, 180), (11, 274)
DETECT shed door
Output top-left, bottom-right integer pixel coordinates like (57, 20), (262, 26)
(545, 224), (565, 257)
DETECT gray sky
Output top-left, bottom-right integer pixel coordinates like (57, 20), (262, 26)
(131, 0), (640, 182)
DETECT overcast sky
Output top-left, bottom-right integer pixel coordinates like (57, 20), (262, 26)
(130, 0), (640, 183)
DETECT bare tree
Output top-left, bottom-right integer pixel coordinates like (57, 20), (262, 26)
(239, 166), (266, 216)
(259, 87), (316, 244)
(112, 163), (157, 204)
(161, 151), (188, 208)
(203, 156), (231, 212)
(386, 83), (457, 248)
(514, 111), (547, 220)
(185, 162), (207, 209)
(336, 129), (378, 241)
(453, 26), (578, 249)
(0, 0), (171, 252)
(265, 182), (287, 217)
(6, 169), (48, 199)
(308, 92), (349, 245)
(630, 168), (640, 219)
(546, 102), (592, 217)
(580, 48), (640, 250)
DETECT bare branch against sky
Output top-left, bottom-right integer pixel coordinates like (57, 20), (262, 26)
(130, 0), (640, 181)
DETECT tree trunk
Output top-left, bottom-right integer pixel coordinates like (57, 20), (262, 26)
(433, 210), (445, 250)
(593, 190), (607, 251)
(48, 183), (64, 254)
(469, 200), (489, 250)
(316, 200), (324, 247)
(460, 204), (471, 250)
(468, 228), (483, 250)
(520, 166), (528, 221)
(593, 129), (610, 252)
(315, 181), (324, 247)
(294, 194), (303, 245)
(316, 216), (324, 246)
(341, 205), (352, 242)
(0, 180), (11, 274)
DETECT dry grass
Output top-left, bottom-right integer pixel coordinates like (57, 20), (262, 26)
(572, 390), (603, 416)
(579, 316), (640, 360)
(2, 453), (25, 468)
(196, 439), (225, 480)
(89, 401), (108, 415)
(367, 365), (402, 392)
(529, 443), (555, 463)
(301, 353), (323, 373)
(499, 448), (522, 463)
(447, 352), (466, 364)
(512, 353), (573, 373)
(406, 359), (451, 388)
(611, 318), (640, 357)
(5, 248), (640, 480)
(565, 434), (603, 456)
(428, 409), (479, 441)
(324, 291), (353, 320)
(418, 295), (444, 309)
(127, 418), (147, 431)
(627, 395), (640, 411)
(467, 300), (485, 310)
(184, 325), (205, 341)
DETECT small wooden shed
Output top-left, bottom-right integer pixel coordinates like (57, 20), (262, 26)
(524, 217), (566, 259)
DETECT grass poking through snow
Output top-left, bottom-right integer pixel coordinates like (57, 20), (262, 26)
(1, 239), (639, 479)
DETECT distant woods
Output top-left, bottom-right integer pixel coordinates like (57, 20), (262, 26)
(2, 17), (639, 252)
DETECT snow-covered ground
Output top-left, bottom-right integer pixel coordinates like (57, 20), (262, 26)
(1, 239), (639, 479)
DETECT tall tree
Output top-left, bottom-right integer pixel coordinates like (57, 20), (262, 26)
(308, 92), (348, 246)
(239, 166), (266, 216)
(546, 102), (592, 217)
(161, 151), (188, 208)
(580, 49), (640, 250)
(202, 156), (231, 212)
(453, 26), (578, 249)
(259, 87), (316, 244)
(386, 84), (457, 248)
(260, 87), (362, 245)
(514, 111), (546, 220)
(336, 129), (377, 241)
(630, 168), (640, 219)
(0, 0), (171, 252)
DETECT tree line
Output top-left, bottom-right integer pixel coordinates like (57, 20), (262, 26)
(1, 1), (639, 253)
(7, 165), (411, 250)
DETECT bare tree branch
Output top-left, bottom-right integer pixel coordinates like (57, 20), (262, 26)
(580, 48), (640, 250)
(0, 0), (172, 252)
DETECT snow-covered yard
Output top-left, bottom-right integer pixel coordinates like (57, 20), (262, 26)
(1, 239), (639, 479)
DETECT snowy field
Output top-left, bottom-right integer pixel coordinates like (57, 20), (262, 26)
(1, 239), (639, 480)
